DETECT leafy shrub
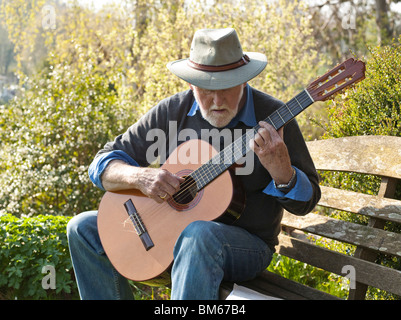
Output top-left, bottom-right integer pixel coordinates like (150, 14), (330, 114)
(0, 213), (78, 299)
(324, 36), (401, 139)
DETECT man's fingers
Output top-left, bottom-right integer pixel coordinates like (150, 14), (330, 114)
(154, 170), (185, 201)
(251, 122), (276, 151)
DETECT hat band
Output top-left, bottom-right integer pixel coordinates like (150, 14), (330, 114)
(187, 54), (250, 72)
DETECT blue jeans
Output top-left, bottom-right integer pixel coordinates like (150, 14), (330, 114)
(67, 211), (273, 300)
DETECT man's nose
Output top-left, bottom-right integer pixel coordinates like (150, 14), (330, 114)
(212, 91), (225, 107)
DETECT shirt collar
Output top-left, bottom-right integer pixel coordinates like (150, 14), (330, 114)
(187, 84), (257, 128)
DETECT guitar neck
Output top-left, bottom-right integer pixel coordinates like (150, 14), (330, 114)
(191, 89), (314, 191)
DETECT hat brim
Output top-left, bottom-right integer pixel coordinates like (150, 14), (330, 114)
(167, 52), (267, 90)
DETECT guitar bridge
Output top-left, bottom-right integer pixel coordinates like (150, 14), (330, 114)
(124, 199), (154, 251)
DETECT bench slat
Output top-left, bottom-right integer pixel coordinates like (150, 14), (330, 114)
(318, 185), (401, 224)
(281, 211), (401, 258)
(306, 136), (401, 179)
(277, 234), (401, 296)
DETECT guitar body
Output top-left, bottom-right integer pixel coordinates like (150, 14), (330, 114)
(97, 139), (245, 281)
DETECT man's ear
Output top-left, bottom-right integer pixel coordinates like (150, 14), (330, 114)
(188, 83), (194, 91)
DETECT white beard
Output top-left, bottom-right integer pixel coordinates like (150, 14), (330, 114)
(192, 90), (237, 128)
(196, 101), (236, 128)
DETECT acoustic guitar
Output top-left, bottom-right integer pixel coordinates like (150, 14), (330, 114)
(97, 58), (365, 281)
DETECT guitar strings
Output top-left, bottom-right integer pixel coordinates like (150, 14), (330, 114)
(171, 91), (312, 204)
(171, 176), (195, 202)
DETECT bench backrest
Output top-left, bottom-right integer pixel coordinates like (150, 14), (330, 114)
(278, 135), (401, 299)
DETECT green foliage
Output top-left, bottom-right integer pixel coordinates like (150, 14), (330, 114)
(130, 281), (171, 300)
(0, 213), (78, 299)
(0, 59), (130, 216)
(324, 36), (401, 138)
(268, 253), (349, 299)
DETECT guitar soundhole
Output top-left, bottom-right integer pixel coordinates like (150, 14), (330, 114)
(172, 175), (198, 205)
(167, 172), (203, 212)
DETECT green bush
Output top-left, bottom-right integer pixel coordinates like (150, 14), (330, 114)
(324, 36), (401, 139)
(0, 213), (78, 299)
(0, 57), (131, 217)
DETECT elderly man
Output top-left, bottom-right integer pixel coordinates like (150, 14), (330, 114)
(67, 28), (320, 300)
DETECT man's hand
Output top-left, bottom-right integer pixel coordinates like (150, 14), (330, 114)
(135, 167), (185, 203)
(102, 160), (184, 203)
(249, 121), (294, 185)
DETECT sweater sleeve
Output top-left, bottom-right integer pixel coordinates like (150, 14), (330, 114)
(262, 165), (313, 202)
(88, 150), (139, 190)
(87, 90), (194, 190)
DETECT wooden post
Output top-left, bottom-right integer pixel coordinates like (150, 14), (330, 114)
(348, 177), (398, 300)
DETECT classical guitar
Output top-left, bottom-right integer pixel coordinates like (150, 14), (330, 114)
(97, 58), (365, 281)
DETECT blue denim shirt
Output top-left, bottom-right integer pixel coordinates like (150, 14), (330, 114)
(89, 84), (313, 202)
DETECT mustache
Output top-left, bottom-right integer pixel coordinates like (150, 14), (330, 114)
(209, 104), (229, 111)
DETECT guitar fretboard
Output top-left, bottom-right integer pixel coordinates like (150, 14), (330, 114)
(191, 89), (314, 191)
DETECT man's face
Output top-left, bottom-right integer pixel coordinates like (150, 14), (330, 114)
(190, 83), (247, 128)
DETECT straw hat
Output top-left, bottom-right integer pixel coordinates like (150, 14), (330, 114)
(167, 28), (267, 90)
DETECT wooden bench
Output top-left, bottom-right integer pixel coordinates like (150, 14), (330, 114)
(221, 135), (401, 300)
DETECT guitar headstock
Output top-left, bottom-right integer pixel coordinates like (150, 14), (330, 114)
(307, 58), (366, 102)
